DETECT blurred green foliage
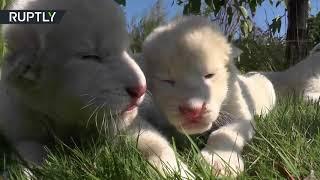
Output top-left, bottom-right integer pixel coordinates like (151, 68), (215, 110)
(128, 0), (289, 73)
(235, 33), (287, 72)
(129, 0), (166, 53)
(1, 0), (10, 9)
(0, 0), (11, 65)
(176, 0), (285, 38)
(308, 12), (320, 48)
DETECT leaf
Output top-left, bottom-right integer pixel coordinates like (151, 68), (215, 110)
(205, 0), (218, 15)
(227, 6), (233, 25)
(239, 6), (249, 18)
(270, 16), (282, 34)
(204, 0), (213, 7)
(1, 0), (6, 10)
(257, 0), (263, 5)
(249, 0), (257, 15)
(247, 20), (253, 32)
(276, 0), (281, 7)
(114, 0), (126, 6)
(240, 20), (249, 38)
(269, 0), (273, 5)
(212, 0), (224, 15)
(176, 0), (184, 5)
(240, 20), (253, 38)
(183, 3), (189, 14)
(183, 0), (201, 15)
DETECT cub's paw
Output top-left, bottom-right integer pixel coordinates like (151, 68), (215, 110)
(304, 93), (320, 103)
(23, 168), (35, 180)
(148, 153), (195, 179)
(201, 150), (244, 177)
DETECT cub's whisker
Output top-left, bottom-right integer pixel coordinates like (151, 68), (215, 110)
(86, 105), (100, 128)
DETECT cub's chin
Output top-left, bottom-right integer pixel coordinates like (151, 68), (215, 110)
(114, 95), (145, 130)
(118, 106), (140, 129)
(174, 112), (219, 135)
(177, 122), (213, 135)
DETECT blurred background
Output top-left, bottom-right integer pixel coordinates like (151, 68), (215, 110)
(124, 0), (320, 72)
(0, 0), (319, 72)
(0, 1), (320, 179)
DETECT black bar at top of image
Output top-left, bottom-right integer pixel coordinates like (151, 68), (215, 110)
(0, 10), (66, 24)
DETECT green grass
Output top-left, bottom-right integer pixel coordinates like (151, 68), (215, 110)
(242, 96), (320, 179)
(0, 96), (319, 179)
(0, 0), (318, 178)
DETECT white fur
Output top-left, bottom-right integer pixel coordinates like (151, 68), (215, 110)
(129, 119), (194, 178)
(142, 16), (276, 176)
(263, 47), (320, 102)
(310, 42), (320, 54)
(0, 0), (192, 178)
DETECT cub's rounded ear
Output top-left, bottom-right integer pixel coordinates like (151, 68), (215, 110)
(2, 24), (41, 52)
(2, 24), (43, 88)
(231, 45), (243, 59)
(2, 49), (42, 89)
(310, 43), (320, 55)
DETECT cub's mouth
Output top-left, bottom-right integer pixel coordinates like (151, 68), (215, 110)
(177, 111), (235, 134)
(121, 95), (145, 114)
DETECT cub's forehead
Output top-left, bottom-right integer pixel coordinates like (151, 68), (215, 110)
(143, 16), (231, 73)
(3, 0), (128, 52)
(44, 0), (127, 52)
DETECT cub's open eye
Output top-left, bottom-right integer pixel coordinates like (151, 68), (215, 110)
(80, 54), (102, 62)
(161, 80), (176, 86)
(204, 73), (215, 79)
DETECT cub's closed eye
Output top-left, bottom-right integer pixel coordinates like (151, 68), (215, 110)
(204, 73), (215, 79)
(81, 54), (102, 62)
(161, 80), (176, 86)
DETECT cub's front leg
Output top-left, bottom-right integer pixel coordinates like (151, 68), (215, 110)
(14, 141), (47, 165)
(130, 120), (194, 179)
(8, 140), (47, 179)
(201, 120), (254, 176)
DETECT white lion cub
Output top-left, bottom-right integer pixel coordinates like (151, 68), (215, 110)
(142, 16), (276, 176)
(0, 0), (192, 178)
(262, 43), (320, 102)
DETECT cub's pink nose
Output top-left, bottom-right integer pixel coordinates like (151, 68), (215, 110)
(179, 103), (206, 121)
(125, 85), (146, 99)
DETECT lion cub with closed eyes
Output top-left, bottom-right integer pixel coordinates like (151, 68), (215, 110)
(142, 16), (276, 176)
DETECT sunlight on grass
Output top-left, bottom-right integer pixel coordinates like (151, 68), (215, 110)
(1, 96), (319, 179)
(243, 96), (320, 179)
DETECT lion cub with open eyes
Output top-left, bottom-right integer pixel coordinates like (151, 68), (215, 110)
(142, 16), (276, 176)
